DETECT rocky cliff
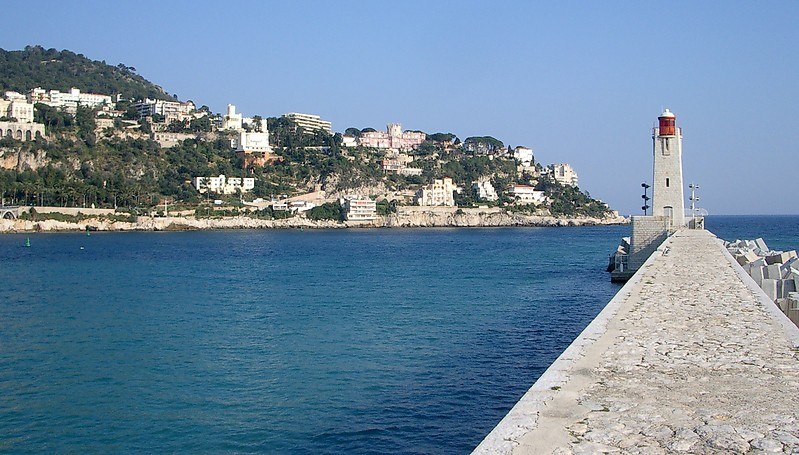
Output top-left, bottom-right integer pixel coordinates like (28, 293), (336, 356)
(0, 147), (49, 171)
(0, 211), (627, 233)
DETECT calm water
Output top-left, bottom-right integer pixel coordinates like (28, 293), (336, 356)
(0, 218), (793, 453)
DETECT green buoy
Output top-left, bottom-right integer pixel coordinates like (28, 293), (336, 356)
(24, 237), (30, 247)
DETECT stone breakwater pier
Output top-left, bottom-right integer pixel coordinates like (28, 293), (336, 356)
(475, 229), (799, 454)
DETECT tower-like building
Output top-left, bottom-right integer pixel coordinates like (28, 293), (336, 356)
(222, 104), (243, 131)
(650, 109), (685, 227)
(610, 108), (692, 281)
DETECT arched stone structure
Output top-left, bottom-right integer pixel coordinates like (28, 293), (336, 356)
(0, 121), (46, 142)
(0, 207), (19, 219)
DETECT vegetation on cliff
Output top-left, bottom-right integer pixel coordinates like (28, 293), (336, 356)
(306, 201), (345, 221)
(0, 45), (171, 100)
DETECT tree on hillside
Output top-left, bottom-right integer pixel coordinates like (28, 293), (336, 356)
(463, 136), (504, 153)
(252, 115), (263, 132)
(427, 132), (458, 143)
(306, 201), (344, 221)
(0, 46), (170, 100)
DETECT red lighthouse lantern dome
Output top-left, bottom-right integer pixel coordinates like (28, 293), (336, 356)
(658, 109), (676, 136)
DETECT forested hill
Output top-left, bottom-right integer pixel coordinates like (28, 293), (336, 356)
(0, 45), (171, 100)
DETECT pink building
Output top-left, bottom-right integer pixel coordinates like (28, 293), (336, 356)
(358, 123), (426, 151)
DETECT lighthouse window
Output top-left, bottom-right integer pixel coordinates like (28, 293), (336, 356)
(663, 138), (670, 155)
(666, 178), (670, 187)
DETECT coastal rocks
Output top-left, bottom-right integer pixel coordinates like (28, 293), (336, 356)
(321, 175), (390, 200)
(0, 211), (629, 233)
(726, 238), (799, 327)
(386, 210), (626, 228)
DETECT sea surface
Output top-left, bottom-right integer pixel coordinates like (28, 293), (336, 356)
(0, 217), (795, 454)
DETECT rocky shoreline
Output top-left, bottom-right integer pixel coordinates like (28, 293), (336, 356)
(0, 211), (628, 233)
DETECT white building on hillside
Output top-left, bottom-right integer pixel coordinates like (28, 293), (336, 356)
(135, 98), (195, 122)
(473, 179), (498, 202)
(513, 146), (534, 165)
(4, 91), (26, 102)
(1, 92), (46, 141)
(343, 198), (377, 221)
(221, 103), (261, 131)
(548, 163), (579, 187)
(416, 177), (459, 207)
(342, 135), (358, 147)
(222, 104), (243, 130)
(509, 184), (548, 204)
(283, 112), (332, 134)
(0, 97), (35, 123)
(29, 87), (113, 113)
(235, 130), (271, 153)
(234, 128), (280, 168)
(193, 175), (255, 195)
(381, 151), (415, 174)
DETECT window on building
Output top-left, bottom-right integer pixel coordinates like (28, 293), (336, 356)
(666, 178), (670, 187)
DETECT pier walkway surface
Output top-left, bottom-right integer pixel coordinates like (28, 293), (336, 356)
(475, 229), (799, 454)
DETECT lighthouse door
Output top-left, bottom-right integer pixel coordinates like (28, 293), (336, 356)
(664, 206), (673, 222)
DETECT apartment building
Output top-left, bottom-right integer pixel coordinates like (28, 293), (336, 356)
(548, 163), (579, 187)
(416, 177), (459, 207)
(29, 87), (113, 113)
(473, 179), (498, 202)
(509, 184), (548, 204)
(135, 98), (195, 122)
(343, 198), (377, 221)
(283, 112), (332, 135)
(193, 175), (255, 195)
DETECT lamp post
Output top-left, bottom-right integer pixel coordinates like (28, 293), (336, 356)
(641, 183), (651, 215)
(689, 183), (700, 220)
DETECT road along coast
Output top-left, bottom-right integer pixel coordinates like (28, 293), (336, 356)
(474, 229), (799, 454)
(0, 211), (627, 233)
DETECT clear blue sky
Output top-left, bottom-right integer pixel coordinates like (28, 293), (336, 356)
(3, 1), (798, 215)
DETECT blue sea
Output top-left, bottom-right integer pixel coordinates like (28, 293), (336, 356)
(0, 217), (795, 453)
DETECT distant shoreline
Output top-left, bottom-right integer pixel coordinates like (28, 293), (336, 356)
(1, 212), (628, 233)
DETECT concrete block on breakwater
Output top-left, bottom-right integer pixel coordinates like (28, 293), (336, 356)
(474, 229), (799, 454)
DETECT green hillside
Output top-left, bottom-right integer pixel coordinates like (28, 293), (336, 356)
(0, 45), (171, 100)
(0, 46), (612, 219)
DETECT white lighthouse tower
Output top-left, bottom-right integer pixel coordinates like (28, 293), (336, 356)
(612, 108), (690, 280)
(650, 109), (685, 228)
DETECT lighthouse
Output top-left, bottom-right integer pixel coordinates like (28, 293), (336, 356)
(651, 109), (685, 228)
(610, 108), (692, 281)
